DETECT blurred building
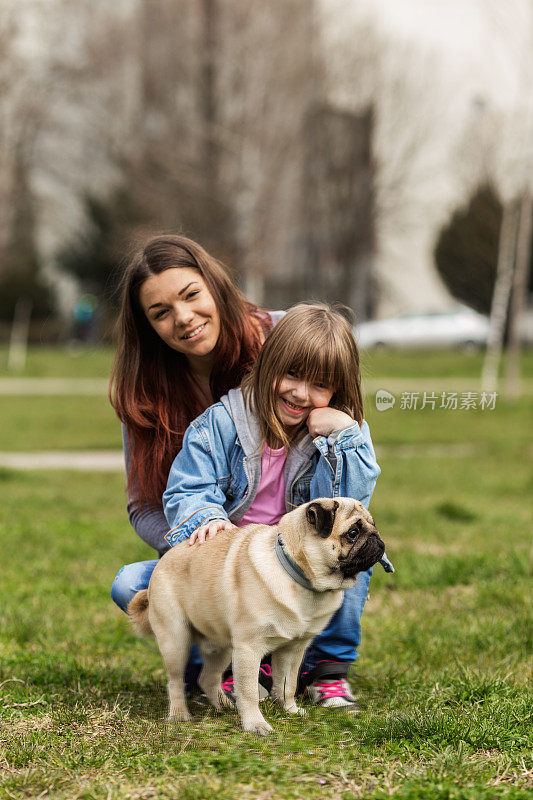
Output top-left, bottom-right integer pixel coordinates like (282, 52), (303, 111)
(0, 0), (531, 332)
(320, 0), (533, 316)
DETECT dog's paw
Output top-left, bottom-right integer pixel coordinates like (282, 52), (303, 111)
(168, 710), (191, 723)
(242, 717), (274, 736)
(218, 690), (235, 709)
(270, 695), (307, 716)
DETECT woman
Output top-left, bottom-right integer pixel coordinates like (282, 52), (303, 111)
(110, 235), (282, 611)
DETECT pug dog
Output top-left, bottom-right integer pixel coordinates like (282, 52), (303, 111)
(128, 497), (385, 735)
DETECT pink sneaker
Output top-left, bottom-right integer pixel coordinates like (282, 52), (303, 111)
(304, 677), (360, 712)
(221, 663), (272, 705)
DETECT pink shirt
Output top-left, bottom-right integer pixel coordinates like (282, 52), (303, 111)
(238, 444), (287, 527)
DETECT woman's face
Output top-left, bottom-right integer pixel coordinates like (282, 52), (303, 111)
(139, 268), (221, 361)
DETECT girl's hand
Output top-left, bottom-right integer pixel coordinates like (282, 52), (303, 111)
(188, 519), (235, 546)
(306, 407), (354, 439)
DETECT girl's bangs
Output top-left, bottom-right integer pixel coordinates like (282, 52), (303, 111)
(280, 335), (348, 389)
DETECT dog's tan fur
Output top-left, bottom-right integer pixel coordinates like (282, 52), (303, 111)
(128, 497), (385, 735)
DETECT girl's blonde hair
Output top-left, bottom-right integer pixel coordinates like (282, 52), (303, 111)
(243, 303), (364, 448)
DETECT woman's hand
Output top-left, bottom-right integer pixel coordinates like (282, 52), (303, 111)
(306, 407), (354, 439)
(188, 519), (235, 546)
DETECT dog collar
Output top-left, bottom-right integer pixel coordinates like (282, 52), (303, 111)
(275, 534), (323, 593)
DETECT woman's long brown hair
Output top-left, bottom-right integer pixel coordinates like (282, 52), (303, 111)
(110, 235), (271, 506)
(243, 303), (364, 450)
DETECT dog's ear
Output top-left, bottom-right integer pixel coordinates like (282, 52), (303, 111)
(306, 500), (338, 538)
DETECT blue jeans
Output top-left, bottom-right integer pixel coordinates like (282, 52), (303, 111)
(111, 560), (371, 680)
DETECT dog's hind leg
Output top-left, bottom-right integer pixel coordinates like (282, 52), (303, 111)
(232, 644), (273, 735)
(197, 644), (232, 710)
(270, 639), (309, 715)
(150, 608), (192, 722)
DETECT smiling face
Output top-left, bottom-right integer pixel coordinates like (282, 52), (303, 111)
(139, 268), (221, 364)
(275, 372), (334, 428)
(245, 303), (364, 451)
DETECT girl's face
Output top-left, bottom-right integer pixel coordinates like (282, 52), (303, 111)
(276, 372), (334, 428)
(139, 268), (221, 362)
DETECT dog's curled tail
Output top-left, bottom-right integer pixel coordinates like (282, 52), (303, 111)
(127, 590), (153, 637)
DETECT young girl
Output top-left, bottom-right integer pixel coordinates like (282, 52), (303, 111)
(163, 303), (393, 711)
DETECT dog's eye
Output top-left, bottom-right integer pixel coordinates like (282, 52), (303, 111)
(345, 520), (364, 542)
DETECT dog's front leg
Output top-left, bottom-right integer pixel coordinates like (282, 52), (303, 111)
(270, 639), (309, 715)
(232, 644), (273, 735)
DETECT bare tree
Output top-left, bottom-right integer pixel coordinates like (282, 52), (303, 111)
(0, 4), (44, 267)
(302, 104), (375, 317)
(315, 3), (460, 314)
(0, 2), (54, 323)
(213, 0), (318, 301)
(481, 0), (533, 394)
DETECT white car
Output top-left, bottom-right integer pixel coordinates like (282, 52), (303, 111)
(355, 308), (490, 350)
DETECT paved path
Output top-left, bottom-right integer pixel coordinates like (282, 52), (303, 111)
(1, 377), (531, 395)
(0, 451), (124, 471)
(0, 443), (484, 471)
(0, 378), (108, 395)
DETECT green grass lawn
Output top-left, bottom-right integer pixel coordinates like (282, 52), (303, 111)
(0, 345), (120, 452)
(1, 344), (532, 380)
(360, 348), (533, 380)
(0, 395), (121, 451)
(0, 348), (531, 798)
(0, 345), (115, 379)
(1, 345), (532, 453)
(1, 364), (531, 798)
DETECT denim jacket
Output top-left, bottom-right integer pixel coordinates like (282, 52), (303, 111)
(163, 388), (393, 571)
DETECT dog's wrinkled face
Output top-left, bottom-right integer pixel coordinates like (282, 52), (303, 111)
(304, 498), (385, 586)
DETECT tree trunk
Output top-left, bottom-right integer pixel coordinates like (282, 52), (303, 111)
(481, 199), (520, 393)
(504, 188), (533, 398)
